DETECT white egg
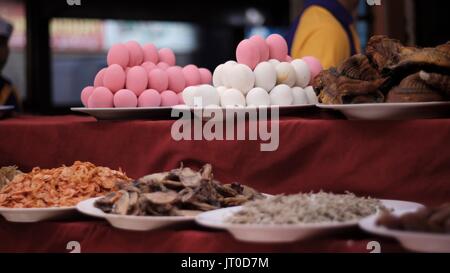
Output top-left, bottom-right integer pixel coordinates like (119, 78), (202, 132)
(275, 62), (296, 87)
(304, 86), (318, 104)
(222, 61), (237, 87)
(291, 59), (311, 88)
(182, 86), (198, 107)
(197, 84), (220, 106)
(291, 87), (308, 105)
(268, 59), (281, 67)
(212, 64), (225, 87)
(270, 84), (293, 106)
(216, 86), (227, 97)
(254, 62), (276, 91)
(246, 87), (270, 106)
(228, 64), (255, 95)
(220, 88), (246, 107)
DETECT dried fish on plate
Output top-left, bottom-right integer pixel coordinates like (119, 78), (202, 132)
(226, 191), (383, 225)
(94, 163), (265, 216)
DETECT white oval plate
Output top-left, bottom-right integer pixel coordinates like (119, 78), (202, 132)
(359, 211), (450, 253)
(316, 101), (450, 120)
(0, 206), (76, 223)
(71, 104), (315, 120)
(76, 197), (196, 231)
(195, 199), (424, 243)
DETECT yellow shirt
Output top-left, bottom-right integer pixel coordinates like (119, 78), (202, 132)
(291, 6), (361, 69)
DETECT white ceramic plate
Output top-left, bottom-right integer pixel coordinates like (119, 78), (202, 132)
(195, 199), (424, 243)
(76, 197), (196, 231)
(71, 104), (315, 120)
(359, 211), (450, 253)
(316, 102), (450, 120)
(0, 206), (76, 223)
(0, 105), (14, 118)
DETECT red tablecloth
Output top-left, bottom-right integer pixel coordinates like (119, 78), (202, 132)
(0, 114), (449, 252)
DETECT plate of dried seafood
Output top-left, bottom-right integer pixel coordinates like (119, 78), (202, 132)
(77, 163), (265, 231)
(196, 192), (423, 243)
(317, 101), (450, 120)
(359, 203), (450, 253)
(0, 161), (132, 222)
(314, 36), (450, 120)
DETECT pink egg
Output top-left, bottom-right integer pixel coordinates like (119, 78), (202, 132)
(125, 41), (144, 67)
(113, 89), (138, 108)
(236, 39), (260, 70)
(285, 55), (293, 62)
(198, 68), (212, 84)
(126, 66), (148, 96)
(142, 43), (159, 64)
(81, 86), (94, 107)
(148, 68), (169, 92)
(166, 66), (186, 93)
(182, 65), (201, 86)
(141, 61), (157, 72)
(249, 35), (270, 62)
(178, 92), (184, 104)
(302, 56), (323, 81)
(158, 48), (176, 66)
(103, 64), (126, 93)
(138, 89), (161, 107)
(88, 87), (114, 108)
(157, 62), (170, 70)
(266, 34), (288, 61)
(160, 90), (179, 106)
(93, 68), (106, 87)
(107, 44), (129, 68)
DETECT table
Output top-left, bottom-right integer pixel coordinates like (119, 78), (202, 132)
(1, 114), (449, 252)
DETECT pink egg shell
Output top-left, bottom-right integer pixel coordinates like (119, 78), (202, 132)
(125, 41), (144, 67)
(138, 89), (161, 107)
(87, 87), (114, 108)
(285, 55), (293, 62)
(107, 43), (129, 68)
(93, 68), (106, 87)
(141, 61), (157, 73)
(249, 35), (270, 62)
(266, 34), (288, 61)
(302, 56), (323, 81)
(148, 68), (169, 92)
(198, 68), (212, 84)
(166, 66), (186, 93)
(182, 65), (201, 86)
(236, 39), (260, 70)
(160, 90), (179, 106)
(157, 62), (170, 70)
(81, 86), (94, 107)
(126, 66), (148, 96)
(142, 43), (159, 64)
(158, 48), (176, 66)
(113, 89), (138, 108)
(103, 64), (126, 93)
(178, 92), (184, 104)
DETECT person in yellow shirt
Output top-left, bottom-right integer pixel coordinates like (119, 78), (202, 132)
(286, 0), (361, 69)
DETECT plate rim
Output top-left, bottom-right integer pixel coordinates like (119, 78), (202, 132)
(76, 197), (196, 221)
(316, 101), (450, 109)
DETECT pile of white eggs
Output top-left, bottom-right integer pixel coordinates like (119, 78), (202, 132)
(181, 59), (318, 108)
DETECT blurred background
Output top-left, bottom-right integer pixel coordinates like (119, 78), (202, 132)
(0, 0), (449, 113)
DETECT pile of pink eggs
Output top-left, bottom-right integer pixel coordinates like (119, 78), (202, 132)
(182, 34), (323, 107)
(80, 41), (212, 108)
